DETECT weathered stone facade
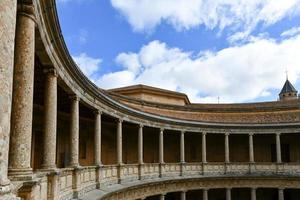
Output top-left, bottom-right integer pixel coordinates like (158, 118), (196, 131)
(0, 0), (300, 200)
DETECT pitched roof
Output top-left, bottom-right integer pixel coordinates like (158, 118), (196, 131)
(280, 79), (298, 95)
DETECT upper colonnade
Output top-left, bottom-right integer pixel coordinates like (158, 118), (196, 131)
(0, 0), (300, 200)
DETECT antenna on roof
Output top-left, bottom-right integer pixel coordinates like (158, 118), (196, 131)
(285, 68), (289, 80)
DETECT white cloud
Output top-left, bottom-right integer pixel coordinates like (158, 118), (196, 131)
(281, 26), (300, 37)
(72, 53), (102, 79)
(95, 35), (300, 103)
(111, 0), (300, 38)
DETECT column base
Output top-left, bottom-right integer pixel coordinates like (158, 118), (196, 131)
(8, 168), (34, 181)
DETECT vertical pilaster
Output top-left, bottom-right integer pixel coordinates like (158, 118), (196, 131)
(180, 131), (185, 163)
(203, 189), (208, 200)
(159, 129), (164, 164)
(226, 188), (231, 200)
(69, 95), (80, 167)
(225, 133), (230, 163)
(138, 124), (144, 164)
(94, 110), (102, 166)
(278, 188), (284, 200)
(42, 68), (58, 170)
(251, 188), (256, 200)
(202, 132), (207, 163)
(276, 133), (282, 163)
(0, 0), (17, 195)
(9, 2), (36, 178)
(117, 119), (123, 165)
(249, 133), (254, 163)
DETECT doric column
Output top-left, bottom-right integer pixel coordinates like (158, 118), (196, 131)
(117, 119), (123, 165)
(9, 3), (35, 177)
(203, 189), (208, 200)
(0, 0), (17, 194)
(251, 188), (256, 200)
(180, 131), (185, 163)
(226, 188), (231, 200)
(225, 133), (230, 163)
(276, 133), (282, 163)
(181, 191), (186, 200)
(278, 188), (284, 200)
(94, 110), (102, 166)
(249, 133), (254, 163)
(159, 129), (164, 164)
(42, 68), (58, 170)
(160, 194), (165, 200)
(69, 95), (80, 167)
(202, 132), (207, 163)
(138, 124), (144, 164)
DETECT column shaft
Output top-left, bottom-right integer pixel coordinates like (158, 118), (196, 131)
(226, 188), (231, 200)
(69, 96), (79, 167)
(0, 0), (17, 191)
(225, 133), (230, 163)
(251, 188), (256, 200)
(181, 191), (186, 200)
(159, 129), (164, 164)
(278, 188), (284, 200)
(276, 133), (282, 163)
(42, 68), (58, 169)
(202, 132), (207, 163)
(249, 133), (254, 163)
(160, 194), (165, 200)
(117, 119), (123, 165)
(180, 131), (185, 163)
(138, 124), (144, 164)
(203, 189), (208, 200)
(94, 111), (102, 165)
(9, 3), (35, 176)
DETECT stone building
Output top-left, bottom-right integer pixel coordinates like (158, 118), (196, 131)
(1, 0), (300, 200)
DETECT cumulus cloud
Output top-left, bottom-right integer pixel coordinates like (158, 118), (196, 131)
(95, 35), (300, 103)
(72, 53), (102, 80)
(110, 0), (300, 39)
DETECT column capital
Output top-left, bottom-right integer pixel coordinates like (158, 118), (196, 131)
(202, 131), (207, 135)
(17, 3), (35, 21)
(225, 132), (230, 136)
(139, 123), (144, 128)
(181, 130), (186, 134)
(69, 94), (80, 101)
(249, 133), (254, 136)
(118, 118), (123, 123)
(160, 128), (164, 132)
(94, 109), (103, 115)
(43, 67), (58, 77)
(276, 132), (281, 136)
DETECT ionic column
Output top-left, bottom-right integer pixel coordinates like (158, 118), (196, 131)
(203, 189), (208, 200)
(160, 194), (165, 200)
(94, 110), (102, 166)
(0, 0), (17, 193)
(278, 188), (284, 200)
(180, 191), (186, 200)
(226, 188), (231, 200)
(117, 119), (123, 165)
(42, 68), (58, 170)
(9, 3), (35, 177)
(276, 133), (282, 163)
(159, 129), (164, 164)
(251, 188), (256, 200)
(249, 133), (254, 163)
(69, 95), (80, 167)
(202, 132), (207, 163)
(225, 133), (230, 163)
(138, 124), (144, 164)
(180, 131), (185, 163)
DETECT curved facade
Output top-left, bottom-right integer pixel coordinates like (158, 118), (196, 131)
(1, 0), (300, 200)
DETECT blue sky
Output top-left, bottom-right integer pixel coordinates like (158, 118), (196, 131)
(57, 0), (300, 103)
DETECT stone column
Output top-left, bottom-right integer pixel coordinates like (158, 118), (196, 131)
(180, 131), (185, 163)
(278, 188), (284, 200)
(180, 191), (186, 200)
(159, 129), (164, 164)
(225, 133), (230, 163)
(69, 95), (80, 167)
(94, 110), (102, 166)
(160, 194), (165, 200)
(9, 2), (35, 178)
(203, 189), (208, 200)
(202, 132), (207, 163)
(42, 68), (58, 170)
(276, 133), (282, 163)
(251, 188), (256, 200)
(0, 0), (17, 194)
(249, 133), (255, 163)
(117, 119), (123, 165)
(138, 124), (144, 164)
(226, 188), (231, 200)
